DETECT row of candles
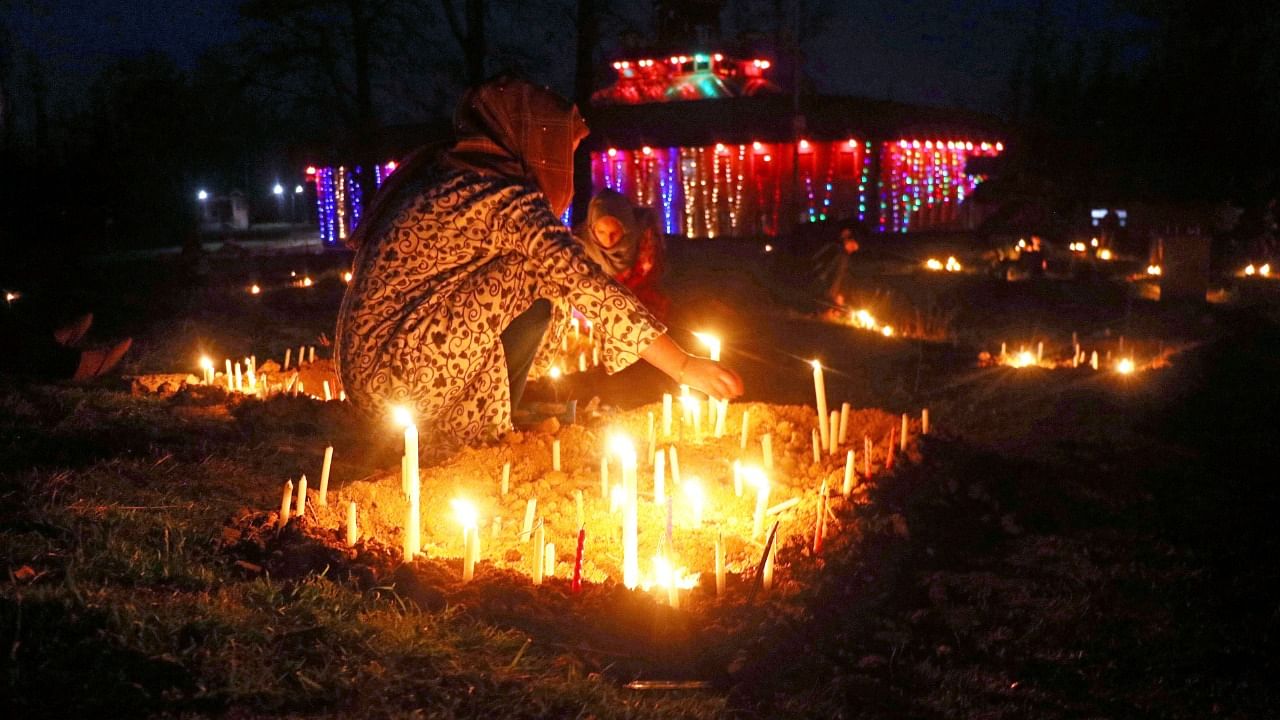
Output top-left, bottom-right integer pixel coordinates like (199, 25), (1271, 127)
(992, 335), (1141, 375)
(197, 346), (346, 400)
(246, 270), (355, 296)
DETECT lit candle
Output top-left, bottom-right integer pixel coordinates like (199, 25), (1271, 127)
(323, 381), (332, 401)
(811, 429), (820, 464)
(733, 459), (743, 497)
(684, 478), (704, 526)
(451, 499), (478, 582)
(592, 345), (599, 367)
(662, 394), (673, 438)
(199, 356), (213, 385)
(762, 433), (773, 471)
(668, 445), (681, 486)
(225, 359), (233, 390)
(746, 466), (770, 539)
(653, 447), (665, 505)
(552, 438), (561, 472)
(740, 408), (751, 450)
(501, 461), (510, 496)
(1037, 341), (1044, 363)
(647, 411), (655, 465)
(298, 345), (305, 366)
(532, 519), (544, 585)
(318, 445), (333, 506)
(308, 346), (315, 364)
(900, 413), (909, 453)
(544, 542), (556, 579)
(829, 410), (839, 455)
(922, 408), (930, 435)
(346, 501), (357, 546)
(715, 532), (725, 596)
(278, 479), (293, 529)
(839, 402), (850, 444)
(692, 332), (721, 362)
(843, 449), (855, 495)
(283, 348), (292, 371)
(393, 407), (420, 559)
(611, 436), (639, 589)
(296, 474), (307, 519)
(571, 527), (586, 594)
(234, 361), (243, 392)
(812, 360), (830, 451)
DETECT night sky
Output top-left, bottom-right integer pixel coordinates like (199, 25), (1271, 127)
(8, 0), (1150, 114)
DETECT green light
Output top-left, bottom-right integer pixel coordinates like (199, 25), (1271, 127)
(694, 53), (709, 63)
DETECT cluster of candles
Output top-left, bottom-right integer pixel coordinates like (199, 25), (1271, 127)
(1242, 263), (1273, 278)
(277, 445), (356, 545)
(991, 335), (1141, 375)
(374, 334), (929, 608)
(545, 316), (603, 377)
(924, 256), (963, 273)
(846, 308), (895, 338)
(197, 344), (344, 401)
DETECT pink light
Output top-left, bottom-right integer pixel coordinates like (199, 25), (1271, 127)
(752, 141), (765, 153)
(995, 142), (1004, 151)
(305, 166), (317, 175)
(848, 138), (858, 148)
(798, 139), (812, 152)
(715, 143), (727, 154)
(924, 141), (933, 149)
(607, 148), (618, 157)
(713, 53), (723, 62)
(899, 140), (909, 148)
(965, 142), (973, 150)
(758, 59), (771, 69)
(385, 160), (397, 171)
(613, 61), (621, 70)
(763, 154), (772, 163)
(641, 146), (653, 155)
(912, 140), (921, 149)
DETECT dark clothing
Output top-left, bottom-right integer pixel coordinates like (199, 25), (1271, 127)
(0, 309), (79, 378)
(500, 298), (552, 411)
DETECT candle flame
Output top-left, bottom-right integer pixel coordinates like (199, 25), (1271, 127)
(1008, 350), (1037, 368)
(549, 366), (562, 380)
(199, 356), (213, 371)
(1146, 264), (1162, 276)
(683, 478), (705, 523)
(391, 405), (414, 428)
(881, 326), (894, 337)
(1098, 248), (1113, 261)
(925, 258), (943, 271)
(249, 284), (261, 295)
(1261, 263), (1272, 277)
(302, 276), (314, 287)
(1116, 358), (1135, 375)
(608, 434), (636, 464)
(742, 465), (769, 490)
(945, 256), (962, 272)
(810, 359), (822, 370)
(692, 332), (721, 360)
(450, 498), (478, 529)
(342, 271), (353, 283)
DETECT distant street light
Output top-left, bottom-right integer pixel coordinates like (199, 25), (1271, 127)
(197, 189), (208, 201)
(294, 185), (304, 194)
(272, 183), (285, 196)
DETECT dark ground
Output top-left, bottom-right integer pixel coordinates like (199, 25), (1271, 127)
(2, 237), (1279, 718)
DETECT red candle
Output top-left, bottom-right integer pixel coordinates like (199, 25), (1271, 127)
(886, 428), (896, 470)
(813, 481), (828, 556)
(571, 526), (586, 594)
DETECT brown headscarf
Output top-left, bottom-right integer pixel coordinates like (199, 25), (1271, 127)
(444, 75), (588, 217)
(343, 76), (586, 251)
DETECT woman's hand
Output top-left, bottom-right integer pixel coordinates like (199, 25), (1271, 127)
(679, 357), (744, 400)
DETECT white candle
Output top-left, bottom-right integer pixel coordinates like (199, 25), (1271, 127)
(283, 348), (291, 371)
(829, 410), (839, 455)
(346, 501), (358, 546)
(747, 467), (770, 539)
(811, 429), (821, 464)
(715, 532), (725, 596)
(740, 408), (751, 450)
(714, 398), (727, 438)
(1091, 351), (1099, 370)
(691, 400), (702, 441)
(733, 459), (743, 497)
(592, 346), (599, 367)
(668, 446), (681, 486)
(544, 542), (556, 578)
(308, 346), (315, 364)
(278, 479), (293, 529)
(532, 519), (544, 585)
(901, 413), (909, 452)
(393, 408), (421, 559)
(298, 344), (305, 366)
(762, 526), (776, 591)
(521, 498), (537, 540)
(1037, 341), (1044, 363)
(662, 393), (673, 438)
(654, 447), (666, 505)
(323, 380), (332, 401)
(839, 402), (850, 444)
(234, 362), (243, 392)
(296, 474), (307, 518)
(552, 438), (561, 472)
(501, 461), (510, 496)
(812, 360), (830, 451)
(922, 408), (930, 435)
(225, 359), (233, 390)
(843, 449), (855, 495)
(647, 411), (655, 464)
(318, 445), (333, 506)
(578, 353), (587, 373)
(762, 433), (773, 471)
(463, 526), (475, 582)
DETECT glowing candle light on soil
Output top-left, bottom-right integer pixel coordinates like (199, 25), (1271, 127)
(521, 498), (537, 540)
(283, 348), (291, 371)
(653, 447), (665, 505)
(811, 429), (820, 464)
(393, 407), (420, 559)
(544, 543), (556, 578)
(662, 394), (673, 438)
(502, 461), (510, 496)
(453, 499), (479, 582)
(740, 408), (751, 450)
(323, 381), (331, 401)
(839, 403), (850, 444)
(829, 411), (839, 455)
(346, 501), (358, 546)
(319, 446), (333, 505)
(812, 360), (830, 450)
(199, 356), (213, 385)
(532, 519), (545, 585)
(552, 438), (561, 472)
(746, 466), (770, 539)
(611, 435), (639, 588)
(922, 408), (930, 435)
(668, 446), (681, 486)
